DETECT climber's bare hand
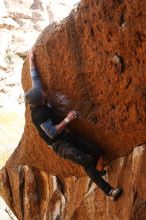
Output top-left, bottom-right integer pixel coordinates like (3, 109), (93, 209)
(28, 47), (34, 60)
(67, 111), (78, 121)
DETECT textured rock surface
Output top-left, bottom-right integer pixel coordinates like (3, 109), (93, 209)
(1, 145), (146, 220)
(0, 0), (146, 219)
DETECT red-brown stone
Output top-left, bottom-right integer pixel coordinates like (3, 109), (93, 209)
(0, 0), (146, 219)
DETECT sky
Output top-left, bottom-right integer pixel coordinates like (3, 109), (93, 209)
(51, 0), (80, 7)
(70, 0), (80, 5)
(49, 0), (80, 22)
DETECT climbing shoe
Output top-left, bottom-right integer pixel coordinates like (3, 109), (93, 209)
(108, 188), (123, 201)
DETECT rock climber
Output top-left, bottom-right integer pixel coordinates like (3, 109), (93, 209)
(24, 48), (122, 201)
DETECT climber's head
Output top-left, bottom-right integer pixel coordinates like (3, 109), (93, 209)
(24, 87), (46, 107)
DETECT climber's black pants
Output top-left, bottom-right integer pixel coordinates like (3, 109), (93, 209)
(53, 133), (113, 195)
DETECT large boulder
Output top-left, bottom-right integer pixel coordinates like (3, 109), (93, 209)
(0, 0), (146, 219)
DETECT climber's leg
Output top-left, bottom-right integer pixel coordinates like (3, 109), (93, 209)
(53, 139), (94, 167)
(67, 134), (106, 171)
(53, 139), (107, 192)
(85, 162), (122, 200)
(53, 139), (122, 199)
(85, 161), (113, 195)
(70, 134), (104, 156)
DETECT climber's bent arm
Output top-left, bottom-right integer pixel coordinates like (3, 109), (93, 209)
(54, 120), (68, 136)
(40, 118), (69, 139)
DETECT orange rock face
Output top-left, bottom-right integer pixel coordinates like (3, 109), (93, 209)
(0, 0), (146, 219)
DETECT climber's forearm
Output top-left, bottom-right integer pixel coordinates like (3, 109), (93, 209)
(41, 112), (77, 139)
(55, 111), (78, 137)
(40, 118), (68, 140)
(55, 120), (68, 136)
(29, 57), (42, 89)
(30, 68), (42, 88)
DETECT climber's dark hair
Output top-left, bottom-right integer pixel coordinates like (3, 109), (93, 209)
(24, 87), (44, 107)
